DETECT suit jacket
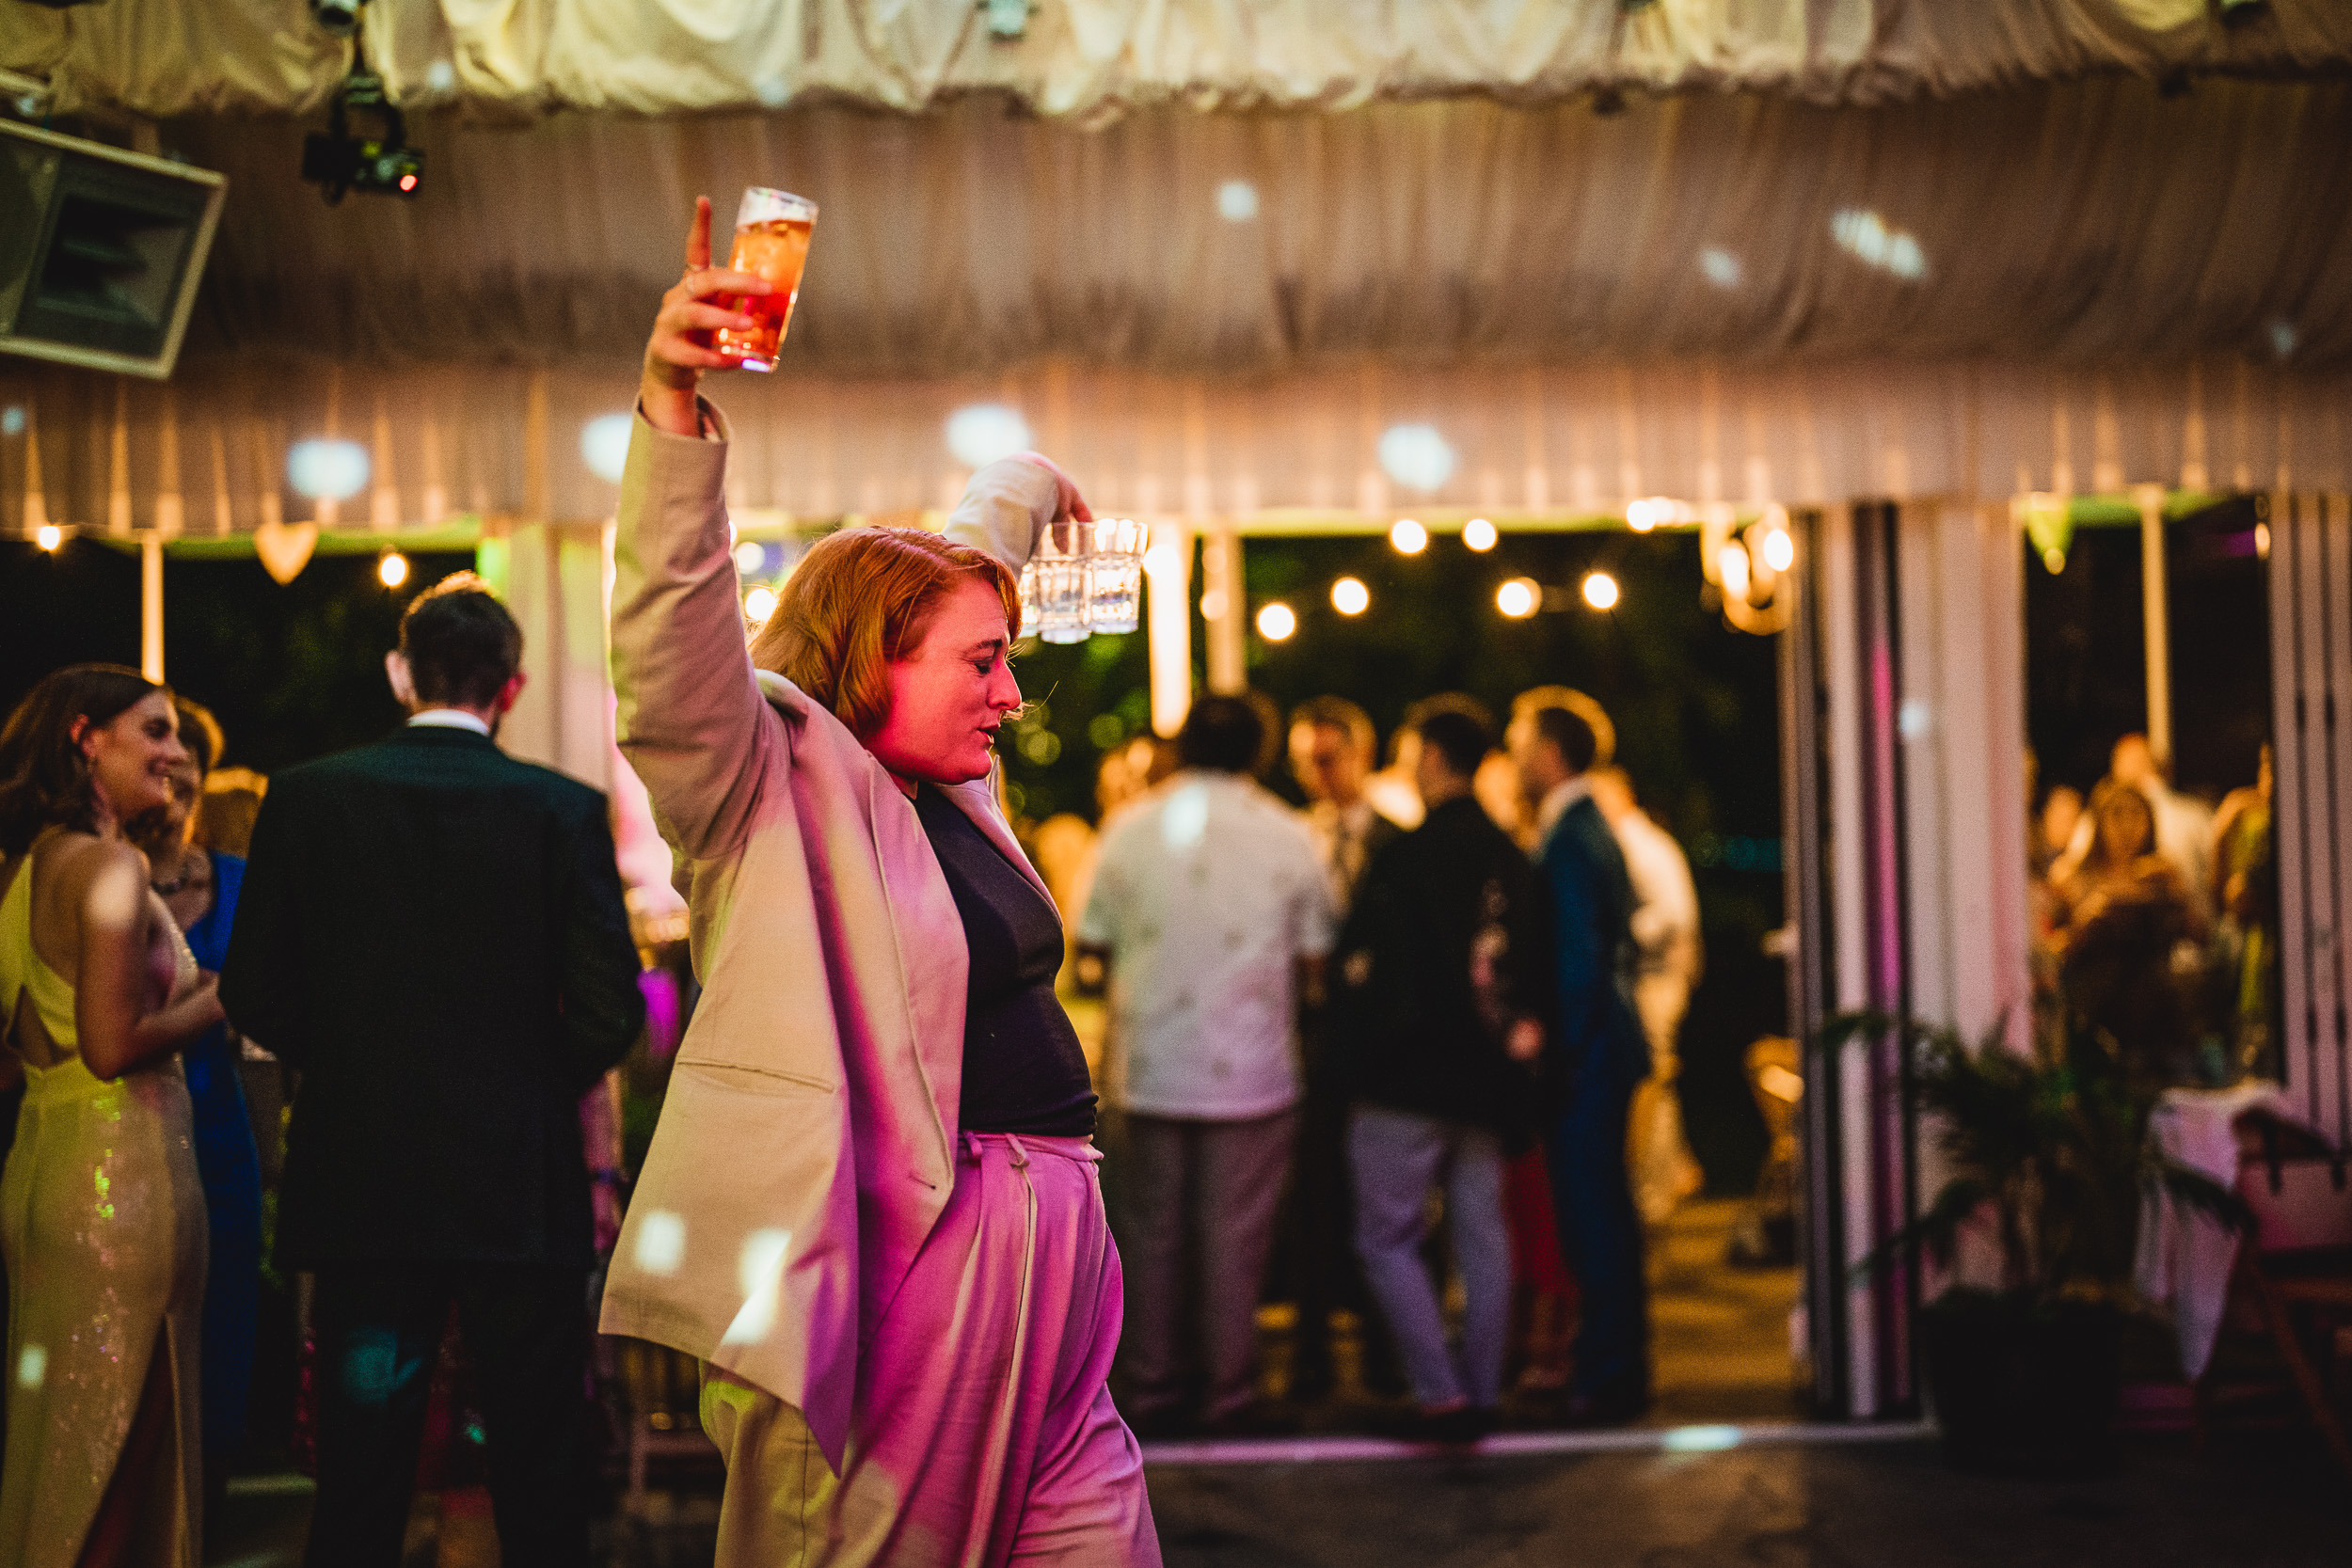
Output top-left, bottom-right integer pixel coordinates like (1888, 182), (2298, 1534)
(594, 404), (1064, 1475)
(1328, 796), (1549, 1139)
(219, 724), (644, 1270)
(1534, 794), (1650, 1101)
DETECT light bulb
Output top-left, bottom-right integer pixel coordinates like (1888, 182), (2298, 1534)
(1581, 571), (1620, 611)
(378, 552), (410, 589)
(1496, 578), (1538, 618)
(35, 524), (61, 551)
(1719, 543), (1751, 601)
(1463, 517), (1498, 551)
(745, 585), (778, 623)
(1759, 526), (1794, 574)
(1256, 601), (1296, 641)
(1330, 577), (1370, 616)
(1389, 518), (1428, 555)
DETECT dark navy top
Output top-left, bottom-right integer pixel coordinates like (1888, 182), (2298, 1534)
(914, 786), (1097, 1138)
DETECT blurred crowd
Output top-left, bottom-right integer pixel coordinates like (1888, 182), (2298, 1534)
(2029, 732), (2278, 1096)
(1028, 686), (1708, 1438)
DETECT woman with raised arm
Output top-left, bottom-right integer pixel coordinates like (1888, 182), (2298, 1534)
(0, 666), (223, 1566)
(597, 199), (1160, 1566)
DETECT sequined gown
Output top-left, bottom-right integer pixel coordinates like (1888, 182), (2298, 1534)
(0, 845), (207, 1567)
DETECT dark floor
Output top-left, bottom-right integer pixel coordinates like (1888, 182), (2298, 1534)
(209, 1428), (2349, 1568)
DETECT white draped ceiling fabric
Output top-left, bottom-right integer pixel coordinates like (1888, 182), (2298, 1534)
(3, 11), (2350, 539)
(8, 0), (2352, 119)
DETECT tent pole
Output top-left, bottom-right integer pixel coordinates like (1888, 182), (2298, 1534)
(2137, 484), (2171, 766)
(141, 534), (164, 682)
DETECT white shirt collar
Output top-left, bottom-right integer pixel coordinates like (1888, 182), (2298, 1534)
(1535, 776), (1592, 840)
(408, 709), (491, 736)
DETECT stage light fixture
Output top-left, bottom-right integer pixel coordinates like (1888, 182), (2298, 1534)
(1330, 578), (1369, 616)
(302, 64), (423, 205)
(1389, 518), (1428, 555)
(36, 524), (62, 551)
(377, 550), (409, 588)
(1581, 572), (1619, 611)
(1463, 517), (1498, 551)
(1256, 601), (1295, 641)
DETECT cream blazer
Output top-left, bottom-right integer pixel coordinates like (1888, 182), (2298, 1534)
(596, 404), (1059, 1473)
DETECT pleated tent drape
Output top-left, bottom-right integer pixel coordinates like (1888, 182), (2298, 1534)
(8, 0), (2352, 119)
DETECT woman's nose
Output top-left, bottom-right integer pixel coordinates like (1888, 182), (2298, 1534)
(991, 665), (1023, 712)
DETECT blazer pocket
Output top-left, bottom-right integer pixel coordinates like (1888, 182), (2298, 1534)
(673, 1058), (840, 1096)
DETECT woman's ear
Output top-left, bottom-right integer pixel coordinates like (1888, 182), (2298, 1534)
(69, 714), (93, 759)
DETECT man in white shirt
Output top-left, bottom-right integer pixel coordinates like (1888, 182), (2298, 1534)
(1081, 695), (1338, 1434)
(1589, 767), (1707, 1225)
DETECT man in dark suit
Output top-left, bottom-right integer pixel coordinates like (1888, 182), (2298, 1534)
(1328, 705), (1549, 1440)
(221, 575), (644, 1568)
(1509, 695), (1652, 1426)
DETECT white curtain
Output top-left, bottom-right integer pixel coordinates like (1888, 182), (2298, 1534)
(119, 79), (2352, 376)
(8, 0), (2352, 119)
(6, 353), (2345, 539)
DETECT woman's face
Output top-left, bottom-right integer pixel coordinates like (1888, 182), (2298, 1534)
(79, 691), (185, 824)
(2095, 790), (2154, 863)
(866, 578), (1023, 786)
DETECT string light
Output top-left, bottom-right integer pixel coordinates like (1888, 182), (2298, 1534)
(1581, 571), (1619, 611)
(1330, 578), (1370, 615)
(35, 525), (61, 551)
(1256, 601), (1296, 641)
(1462, 517), (1498, 551)
(1759, 524), (1794, 573)
(1718, 542), (1751, 602)
(378, 551), (409, 588)
(1496, 578), (1538, 618)
(745, 585), (778, 623)
(1389, 518), (1428, 555)
(1626, 498), (1675, 532)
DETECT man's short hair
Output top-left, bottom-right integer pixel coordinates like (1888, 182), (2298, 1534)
(1289, 695), (1375, 761)
(1528, 704), (1598, 775)
(1511, 686), (1614, 769)
(399, 574), (524, 709)
(1415, 707), (1493, 783)
(1178, 695), (1264, 774)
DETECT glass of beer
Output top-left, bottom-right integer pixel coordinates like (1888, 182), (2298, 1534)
(716, 187), (818, 372)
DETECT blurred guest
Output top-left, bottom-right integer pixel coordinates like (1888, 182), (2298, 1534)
(1588, 767), (1705, 1226)
(2035, 784), (2084, 879)
(2053, 780), (2204, 1097)
(1508, 695), (1651, 1426)
(2210, 748), (2278, 1077)
(1475, 752), (1531, 846)
(0, 666), (222, 1565)
(130, 697), (264, 1527)
(1289, 696), (1404, 900)
(1329, 707), (1547, 1439)
(1281, 695), (1405, 1398)
(222, 578), (643, 1568)
(1081, 696), (1336, 1434)
(2056, 735), (2215, 915)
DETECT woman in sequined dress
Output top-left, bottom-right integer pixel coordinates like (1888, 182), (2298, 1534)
(0, 666), (222, 1566)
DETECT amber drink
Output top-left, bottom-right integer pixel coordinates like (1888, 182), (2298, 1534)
(716, 188), (817, 372)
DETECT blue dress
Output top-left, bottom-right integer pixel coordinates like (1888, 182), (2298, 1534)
(181, 851), (263, 1463)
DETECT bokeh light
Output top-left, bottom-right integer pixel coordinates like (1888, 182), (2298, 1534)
(378, 551), (410, 588)
(1389, 518), (1428, 555)
(1330, 577), (1370, 615)
(1462, 516), (1498, 551)
(1581, 571), (1620, 610)
(1256, 601), (1296, 641)
(1496, 578), (1538, 618)
(745, 585), (778, 623)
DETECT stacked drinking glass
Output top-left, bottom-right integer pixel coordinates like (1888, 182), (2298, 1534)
(1020, 519), (1146, 642)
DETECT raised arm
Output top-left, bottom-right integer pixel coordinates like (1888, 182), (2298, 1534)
(611, 199), (788, 862)
(944, 451), (1089, 570)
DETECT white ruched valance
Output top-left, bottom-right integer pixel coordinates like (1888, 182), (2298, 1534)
(5, 354), (2344, 542)
(6, 0), (2352, 119)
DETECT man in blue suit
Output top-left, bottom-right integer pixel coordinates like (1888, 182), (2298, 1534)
(1509, 695), (1652, 1425)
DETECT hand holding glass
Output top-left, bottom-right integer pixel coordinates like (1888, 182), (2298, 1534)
(716, 188), (818, 372)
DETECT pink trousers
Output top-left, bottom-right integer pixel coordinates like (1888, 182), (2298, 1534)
(701, 1132), (1162, 1567)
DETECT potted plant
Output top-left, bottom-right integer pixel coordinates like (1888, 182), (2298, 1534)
(1826, 1010), (2241, 1476)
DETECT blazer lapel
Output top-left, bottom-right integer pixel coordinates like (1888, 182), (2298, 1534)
(864, 759), (965, 1176)
(942, 773), (1056, 910)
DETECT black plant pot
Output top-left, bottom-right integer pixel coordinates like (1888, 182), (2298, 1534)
(1919, 1291), (2122, 1476)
